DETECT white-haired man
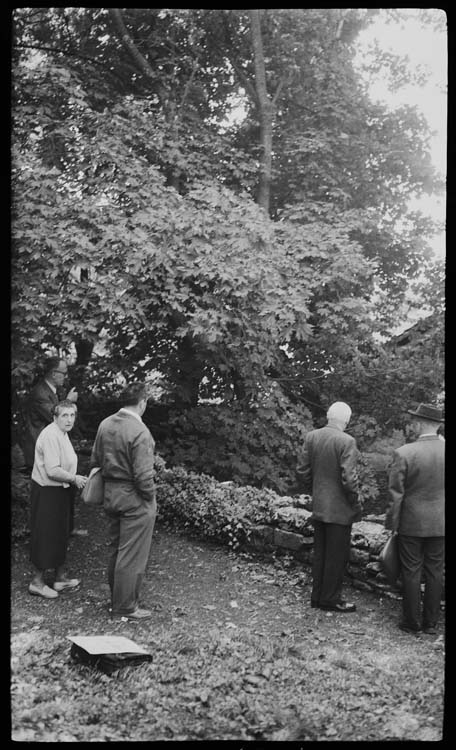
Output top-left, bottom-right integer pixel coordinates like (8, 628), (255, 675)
(297, 401), (362, 612)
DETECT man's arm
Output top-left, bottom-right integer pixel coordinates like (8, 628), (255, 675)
(131, 429), (156, 503)
(89, 429), (102, 471)
(296, 436), (313, 494)
(340, 439), (362, 514)
(385, 450), (406, 531)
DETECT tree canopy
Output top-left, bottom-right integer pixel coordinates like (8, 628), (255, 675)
(11, 8), (444, 436)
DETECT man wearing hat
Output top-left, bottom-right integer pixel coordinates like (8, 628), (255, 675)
(297, 401), (363, 612)
(386, 403), (445, 634)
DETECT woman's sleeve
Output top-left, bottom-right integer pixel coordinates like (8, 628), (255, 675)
(42, 431), (74, 483)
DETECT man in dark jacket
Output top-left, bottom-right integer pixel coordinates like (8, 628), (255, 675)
(21, 357), (79, 469)
(90, 382), (156, 621)
(386, 403), (445, 634)
(20, 356), (86, 536)
(297, 401), (362, 612)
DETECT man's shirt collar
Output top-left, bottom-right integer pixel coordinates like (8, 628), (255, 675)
(44, 378), (57, 394)
(119, 407), (142, 422)
(326, 420), (344, 431)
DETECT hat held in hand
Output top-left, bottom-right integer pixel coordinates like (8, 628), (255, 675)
(407, 403), (444, 422)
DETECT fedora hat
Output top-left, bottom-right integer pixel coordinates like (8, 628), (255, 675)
(407, 403), (444, 422)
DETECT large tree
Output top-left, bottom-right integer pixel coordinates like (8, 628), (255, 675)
(11, 8), (444, 424)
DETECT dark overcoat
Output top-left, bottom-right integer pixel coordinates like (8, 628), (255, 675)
(386, 435), (445, 536)
(21, 379), (61, 467)
(297, 425), (362, 525)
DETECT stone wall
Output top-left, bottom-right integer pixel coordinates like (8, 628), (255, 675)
(14, 441), (439, 603)
(248, 495), (403, 601)
(11, 459), (398, 598)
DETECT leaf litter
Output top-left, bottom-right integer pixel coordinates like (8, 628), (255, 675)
(11, 504), (445, 741)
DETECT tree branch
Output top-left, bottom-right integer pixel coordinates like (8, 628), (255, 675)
(249, 9), (274, 213)
(109, 8), (155, 81)
(177, 55), (200, 114)
(249, 9), (269, 108)
(230, 59), (258, 105)
(271, 78), (285, 107)
(13, 42), (105, 67)
(335, 9), (350, 40)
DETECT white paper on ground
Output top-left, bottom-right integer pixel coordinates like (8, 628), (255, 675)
(67, 635), (150, 655)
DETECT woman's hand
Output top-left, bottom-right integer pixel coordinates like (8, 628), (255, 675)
(73, 474), (87, 489)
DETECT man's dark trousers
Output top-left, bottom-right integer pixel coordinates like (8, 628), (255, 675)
(105, 496), (156, 614)
(398, 535), (444, 629)
(312, 521), (352, 606)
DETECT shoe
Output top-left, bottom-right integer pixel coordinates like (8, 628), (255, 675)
(423, 624), (438, 635)
(70, 529), (88, 537)
(111, 607), (153, 620)
(398, 622), (421, 634)
(53, 578), (80, 591)
(29, 583), (58, 599)
(319, 601), (357, 613)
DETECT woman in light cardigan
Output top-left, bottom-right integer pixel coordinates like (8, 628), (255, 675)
(28, 400), (87, 599)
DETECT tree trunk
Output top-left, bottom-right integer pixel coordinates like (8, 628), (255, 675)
(249, 9), (273, 214)
(231, 368), (247, 401)
(71, 268), (95, 389)
(109, 8), (194, 194)
(72, 337), (94, 393)
(174, 334), (204, 408)
(109, 9), (156, 81)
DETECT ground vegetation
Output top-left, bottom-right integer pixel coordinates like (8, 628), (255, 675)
(11, 501), (445, 742)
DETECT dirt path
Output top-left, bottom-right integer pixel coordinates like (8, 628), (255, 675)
(11, 500), (445, 741)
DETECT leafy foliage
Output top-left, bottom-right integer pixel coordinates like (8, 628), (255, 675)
(12, 54), (379, 406)
(11, 471), (31, 542)
(337, 313), (444, 430)
(156, 395), (380, 506)
(157, 465), (276, 550)
(11, 8), (444, 481)
(159, 392), (313, 493)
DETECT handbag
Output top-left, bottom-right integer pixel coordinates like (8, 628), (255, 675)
(81, 466), (104, 507)
(379, 532), (401, 584)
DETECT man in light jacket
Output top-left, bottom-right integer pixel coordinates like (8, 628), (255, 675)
(297, 401), (362, 612)
(386, 403), (445, 634)
(90, 382), (156, 620)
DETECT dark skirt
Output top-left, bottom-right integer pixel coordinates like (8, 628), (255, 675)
(30, 480), (72, 570)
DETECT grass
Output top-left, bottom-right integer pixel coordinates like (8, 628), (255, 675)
(11, 616), (445, 741)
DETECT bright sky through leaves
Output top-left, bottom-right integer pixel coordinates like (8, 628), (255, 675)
(355, 9), (447, 259)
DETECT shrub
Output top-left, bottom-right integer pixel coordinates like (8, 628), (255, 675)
(356, 453), (380, 514)
(158, 399), (314, 494)
(155, 460), (280, 549)
(10, 448), (380, 545)
(155, 453), (380, 548)
(11, 470), (31, 541)
(349, 414), (381, 451)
